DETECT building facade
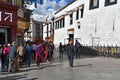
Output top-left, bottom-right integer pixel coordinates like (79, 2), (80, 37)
(0, 1), (18, 44)
(53, 0), (120, 47)
(0, 0), (32, 45)
(24, 18), (43, 43)
(43, 21), (54, 42)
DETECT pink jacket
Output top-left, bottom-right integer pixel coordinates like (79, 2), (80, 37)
(3, 47), (10, 55)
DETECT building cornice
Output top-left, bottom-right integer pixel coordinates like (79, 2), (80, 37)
(0, 2), (18, 11)
(55, 0), (77, 14)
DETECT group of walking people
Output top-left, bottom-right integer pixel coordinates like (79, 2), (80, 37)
(59, 40), (82, 67)
(0, 40), (54, 72)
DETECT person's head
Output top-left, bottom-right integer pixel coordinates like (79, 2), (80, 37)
(76, 40), (78, 42)
(60, 42), (62, 45)
(7, 43), (11, 47)
(12, 41), (16, 46)
(68, 41), (72, 45)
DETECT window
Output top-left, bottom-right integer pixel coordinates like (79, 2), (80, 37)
(63, 18), (65, 27)
(70, 14), (73, 25)
(55, 22), (57, 29)
(76, 8), (79, 20)
(105, 0), (117, 6)
(89, 0), (99, 10)
(81, 5), (84, 18)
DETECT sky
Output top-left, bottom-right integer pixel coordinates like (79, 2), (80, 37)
(26, 0), (73, 22)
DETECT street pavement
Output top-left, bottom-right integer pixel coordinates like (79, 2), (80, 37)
(1, 50), (120, 80)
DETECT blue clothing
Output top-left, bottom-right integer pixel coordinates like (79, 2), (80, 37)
(9, 45), (17, 58)
(25, 46), (32, 55)
(67, 44), (75, 67)
(75, 41), (81, 58)
(36, 45), (41, 54)
(25, 45), (32, 66)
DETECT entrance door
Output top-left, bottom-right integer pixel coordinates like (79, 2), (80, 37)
(0, 28), (7, 44)
(0, 32), (5, 44)
(69, 34), (74, 43)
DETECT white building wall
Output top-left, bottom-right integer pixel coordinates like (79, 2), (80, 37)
(54, 0), (120, 47)
(43, 24), (47, 40)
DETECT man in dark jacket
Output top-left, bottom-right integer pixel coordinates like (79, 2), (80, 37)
(8, 41), (18, 72)
(75, 40), (81, 59)
(67, 41), (75, 67)
(59, 42), (64, 60)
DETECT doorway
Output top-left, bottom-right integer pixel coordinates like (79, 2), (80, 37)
(0, 28), (7, 44)
(0, 32), (5, 44)
(69, 34), (74, 43)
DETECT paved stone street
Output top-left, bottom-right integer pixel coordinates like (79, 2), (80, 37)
(1, 51), (120, 80)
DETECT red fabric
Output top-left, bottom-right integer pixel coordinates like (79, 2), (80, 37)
(35, 53), (40, 62)
(45, 51), (48, 60)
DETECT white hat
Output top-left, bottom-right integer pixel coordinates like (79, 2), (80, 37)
(7, 43), (10, 46)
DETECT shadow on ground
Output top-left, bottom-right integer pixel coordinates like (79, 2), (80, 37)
(73, 64), (93, 68)
(0, 73), (38, 80)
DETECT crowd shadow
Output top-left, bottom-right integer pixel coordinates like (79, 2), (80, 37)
(15, 62), (62, 73)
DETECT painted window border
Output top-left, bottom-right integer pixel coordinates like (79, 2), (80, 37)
(89, 0), (99, 10)
(105, 0), (117, 6)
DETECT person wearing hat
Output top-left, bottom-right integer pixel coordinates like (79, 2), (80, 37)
(67, 40), (75, 67)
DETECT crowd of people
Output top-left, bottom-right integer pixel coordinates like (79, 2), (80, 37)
(0, 39), (82, 72)
(0, 41), (54, 72)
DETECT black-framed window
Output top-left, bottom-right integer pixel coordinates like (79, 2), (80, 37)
(70, 14), (73, 25)
(76, 8), (79, 20)
(63, 18), (65, 27)
(81, 5), (84, 18)
(89, 0), (99, 10)
(60, 19), (62, 28)
(105, 0), (117, 6)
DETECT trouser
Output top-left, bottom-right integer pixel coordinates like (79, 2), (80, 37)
(4, 54), (9, 69)
(32, 50), (36, 60)
(68, 55), (74, 67)
(0, 57), (1, 71)
(59, 51), (63, 59)
(36, 53), (40, 66)
(1, 55), (4, 70)
(76, 49), (80, 58)
(18, 55), (23, 67)
(8, 57), (18, 72)
(47, 52), (51, 61)
(25, 54), (31, 67)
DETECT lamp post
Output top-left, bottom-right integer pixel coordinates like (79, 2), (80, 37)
(77, 21), (80, 29)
